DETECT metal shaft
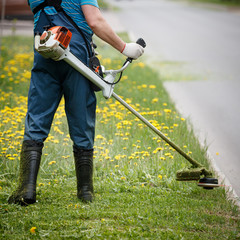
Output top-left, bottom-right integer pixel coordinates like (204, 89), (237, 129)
(112, 92), (203, 168)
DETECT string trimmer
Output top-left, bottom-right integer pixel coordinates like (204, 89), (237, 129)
(35, 26), (219, 189)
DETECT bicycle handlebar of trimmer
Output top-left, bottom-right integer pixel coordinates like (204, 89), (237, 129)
(127, 38), (146, 63)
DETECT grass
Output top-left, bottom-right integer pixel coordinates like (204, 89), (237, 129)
(0, 35), (240, 239)
(184, 0), (240, 6)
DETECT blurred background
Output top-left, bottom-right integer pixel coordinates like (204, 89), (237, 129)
(0, 0), (32, 20)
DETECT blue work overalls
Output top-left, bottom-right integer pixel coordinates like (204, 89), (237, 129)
(24, 9), (96, 149)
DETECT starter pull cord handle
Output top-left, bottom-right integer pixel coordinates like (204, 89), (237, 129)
(127, 38), (146, 63)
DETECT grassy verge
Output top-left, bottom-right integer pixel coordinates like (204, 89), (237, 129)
(0, 36), (239, 239)
(185, 0), (240, 6)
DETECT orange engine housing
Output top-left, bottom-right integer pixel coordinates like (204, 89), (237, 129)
(49, 26), (72, 49)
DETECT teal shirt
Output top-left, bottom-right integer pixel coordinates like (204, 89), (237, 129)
(28, 0), (99, 35)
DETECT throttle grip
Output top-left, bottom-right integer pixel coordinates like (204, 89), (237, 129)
(127, 38), (146, 63)
(136, 38), (146, 48)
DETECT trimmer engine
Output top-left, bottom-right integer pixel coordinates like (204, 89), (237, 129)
(35, 26), (72, 60)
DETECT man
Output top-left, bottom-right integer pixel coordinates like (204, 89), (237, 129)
(8, 0), (144, 206)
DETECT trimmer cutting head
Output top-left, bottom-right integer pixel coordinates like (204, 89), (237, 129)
(176, 167), (207, 181)
(197, 177), (220, 189)
(176, 167), (219, 190)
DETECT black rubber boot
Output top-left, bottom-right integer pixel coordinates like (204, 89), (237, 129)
(8, 140), (43, 206)
(73, 146), (94, 202)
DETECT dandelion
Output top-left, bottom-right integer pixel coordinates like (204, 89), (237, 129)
(151, 98), (159, 103)
(96, 135), (105, 140)
(49, 161), (56, 165)
(164, 109), (172, 113)
(158, 175), (163, 180)
(30, 227), (37, 234)
(138, 62), (145, 68)
(121, 176), (126, 180)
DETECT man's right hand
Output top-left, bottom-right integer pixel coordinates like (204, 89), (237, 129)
(121, 43), (144, 59)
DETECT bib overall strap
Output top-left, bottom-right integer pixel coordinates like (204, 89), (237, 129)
(32, 0), (63, 15)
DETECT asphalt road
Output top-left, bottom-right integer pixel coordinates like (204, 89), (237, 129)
(107, 0), (240, 198)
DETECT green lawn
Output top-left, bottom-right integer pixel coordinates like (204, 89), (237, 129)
(0, 36), (239, 239)
(185, 0), (240, 6)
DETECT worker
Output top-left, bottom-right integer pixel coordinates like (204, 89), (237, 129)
(8, 0), (144, 206)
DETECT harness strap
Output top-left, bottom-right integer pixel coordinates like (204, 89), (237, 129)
(32, 0), (63, 15)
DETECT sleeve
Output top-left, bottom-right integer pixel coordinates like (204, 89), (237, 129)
(81, 0), (99, 8)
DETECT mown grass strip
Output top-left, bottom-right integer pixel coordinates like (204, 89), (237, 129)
(0, 36), (239, 239)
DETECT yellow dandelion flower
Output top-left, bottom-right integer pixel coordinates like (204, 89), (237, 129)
(96, 135), (104, 139)
(30, 227), (36, 234)
(138, 62), (145, 68)
(151, 98), (159, 103)
(164, 109), (172, 113)
(49, 161), (56, 165)
(158, 175), (163, 180)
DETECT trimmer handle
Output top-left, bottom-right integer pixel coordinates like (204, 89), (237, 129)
(127, 38), (146, 63)
(136, 38), (146, 48)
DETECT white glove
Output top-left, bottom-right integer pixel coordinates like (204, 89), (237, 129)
(121, 43), (144, 59)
